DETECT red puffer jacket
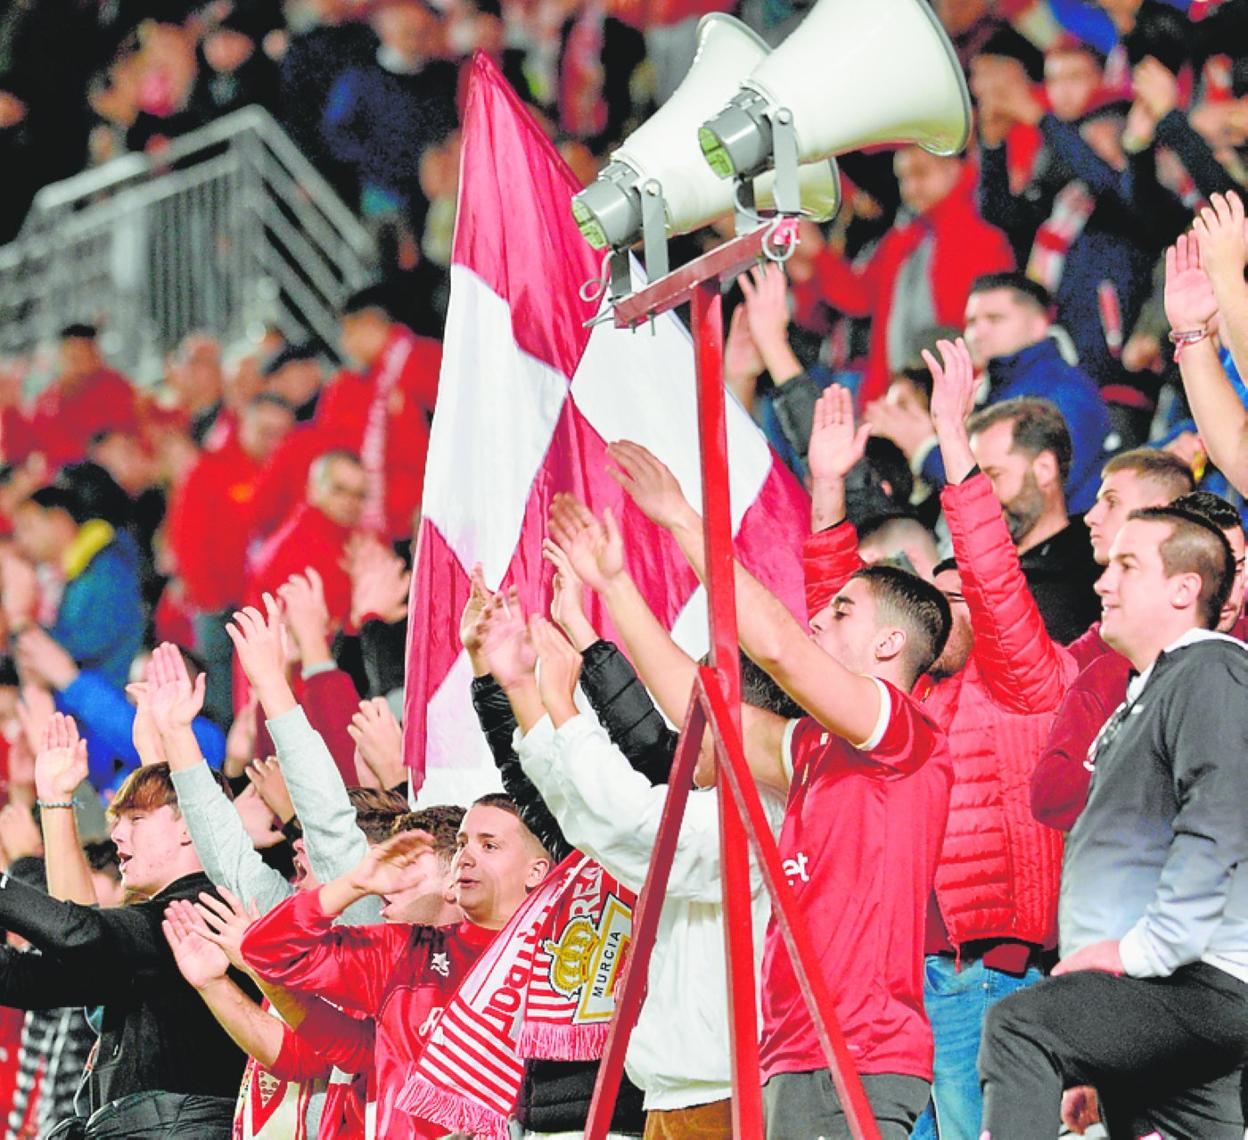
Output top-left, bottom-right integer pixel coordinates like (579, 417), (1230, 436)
(802, 473), (1073, 948)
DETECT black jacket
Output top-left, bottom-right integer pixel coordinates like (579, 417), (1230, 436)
(1020, 518), (1102, 645)
(472, 639), (675, 1134)
(0, 871), (255, 1115)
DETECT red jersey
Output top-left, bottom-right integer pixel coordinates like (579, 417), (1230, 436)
(760, 680), (951, 1083)
(0, 367), (138, 470)
(241, 891), (496, 1140)
(244, 503), (354, 628)
(167, 436), (265, 611)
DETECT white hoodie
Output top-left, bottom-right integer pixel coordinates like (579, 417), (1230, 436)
(517, 714), (785, 1112)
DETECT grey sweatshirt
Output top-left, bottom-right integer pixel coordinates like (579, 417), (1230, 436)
(1059, 631), (1248, 983)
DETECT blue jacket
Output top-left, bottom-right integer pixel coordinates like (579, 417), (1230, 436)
(922, 338), (1111, 513)
(55, 671), (226, 790)
(51, 537), (144, 690)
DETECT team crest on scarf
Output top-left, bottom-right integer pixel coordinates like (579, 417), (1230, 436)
(536, 870), (631, 1025)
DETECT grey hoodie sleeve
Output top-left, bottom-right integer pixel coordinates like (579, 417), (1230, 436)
(170, 764), (293, 914)
(266, 706), (382, 925)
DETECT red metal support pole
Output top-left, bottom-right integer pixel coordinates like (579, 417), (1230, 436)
(690, 280), (764, 1138)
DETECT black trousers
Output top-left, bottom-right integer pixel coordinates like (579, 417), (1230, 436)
(979, 962), (1248, 1140)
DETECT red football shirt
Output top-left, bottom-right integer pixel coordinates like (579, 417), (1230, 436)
(760, 679), (951, 1083)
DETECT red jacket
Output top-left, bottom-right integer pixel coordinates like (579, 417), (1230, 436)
(167, 436), (265, 611)
(791, 162), (1013, 407)
(1, 367), (139, 470)
(802, 473), (1070, 948)
(1032, 609), (1248, 831)
(241, 890), (496, 1140)
(246, 504), (355, 629)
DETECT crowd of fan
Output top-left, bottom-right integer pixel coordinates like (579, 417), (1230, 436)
(1, 0), (1248, 1138)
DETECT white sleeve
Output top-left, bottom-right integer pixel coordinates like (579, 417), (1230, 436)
(517, 715), (726, 903)
(852, 677), (892, 751)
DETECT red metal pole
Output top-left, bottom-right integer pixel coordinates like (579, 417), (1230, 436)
(690, 281), (764, 1138)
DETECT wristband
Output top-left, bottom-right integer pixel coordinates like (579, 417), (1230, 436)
(1168, 327), (1211, 357)
(36, 800), (75, 810)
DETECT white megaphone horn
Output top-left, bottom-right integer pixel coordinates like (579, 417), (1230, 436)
(698, 0), (972, 208)
(571, 12), (840, 285)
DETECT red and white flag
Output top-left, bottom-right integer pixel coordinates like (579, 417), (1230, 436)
(403, 54), (810, 806)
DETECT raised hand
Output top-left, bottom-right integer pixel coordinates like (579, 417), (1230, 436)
(547, 494), (625, 595)
(147, 643), (206, 736)
(542, 539), (596, 650)
(477, 587), (536, 690)
(347, 543), (410, 628)
(1131, 56), (1178, 122)
(349, 830), (439, 900)
(606, 441), (696, 531)
(245, 756), (295, 825)
(13, 627), (78, 691)
(458, 562), (492, 669)
(529, 616), (582, 725)
(15, 685), (55, 757)
(277, 568), (330, 658)
(34, 712), (88, 802)
(738, 262), (790, 355)
(923, 337), (979, 484)
(724, 304), (764, 392)
(224, 691), (259, 777)
(233, 784), (284, 850)
(923, 337), (978, 435)
(225, 596), (290, 711)
(163, 900), (230, 990)
(0, 802), (42, 862)
(1192, 191), (1248, 292)
(807, 384), (870, 483)
(194, 887), (262, 974)
(1164, 233), (1219, 332)
(347, 698), (405, 790)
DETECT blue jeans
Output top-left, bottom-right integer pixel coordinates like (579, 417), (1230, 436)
(910, 955), (1043, 1140)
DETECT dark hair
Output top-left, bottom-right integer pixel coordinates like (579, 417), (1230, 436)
(340, 283), (396, 320)
(1171, 491), (1244, 538)
(59, 322), (98, 341)
(969, 271), (1051, 313)
(27, 483), (89, 523)
(1102, 448), (1195, 501)
(845, 437), (914, 528)
(262, 341), (323, 377)
(931, 556), (959, 578)
(1124, 2), (1191, 74)
(393, 803), (465, 866)
(471, 793), (550, 859)
(894, 365), (933, 407)
(58, 462), (132, 528)
(740, 655), (805, 719)
(1128, 506), (1235, 629)
(967, 397), (1073, 484)
(849, 564), (952, 684)
(348, 787), (409, 844)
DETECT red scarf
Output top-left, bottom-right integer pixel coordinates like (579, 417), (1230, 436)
(397, 854), (634, 1140)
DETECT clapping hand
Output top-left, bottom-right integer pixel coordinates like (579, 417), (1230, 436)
(194, 887), (262, 974)
(1192, 191), (1247, 295)
(606, 441), (695, 532)
(529, 616), (582, 726)
(146, 643), (206, 736)
(1164, 233), (1219, 333)
(347, 698), (405, 790)
(245, 757), (295, 825)
(807, 385), (870, 484)
(542, 539), (596, 650)
(349, 830), (438, 900)
(547, 494), (625, 595)
(477, 588), (536, 691)
(163, 900), (230, 990)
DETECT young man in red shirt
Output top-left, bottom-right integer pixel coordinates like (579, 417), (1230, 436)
(596, 442), (953, 1137)
(240, 795), (550, 1138)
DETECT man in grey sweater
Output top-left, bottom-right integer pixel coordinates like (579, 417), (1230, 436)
(979, 506), (1248, 1139)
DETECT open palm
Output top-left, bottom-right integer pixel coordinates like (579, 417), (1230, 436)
(1164, 234), (1219, 331)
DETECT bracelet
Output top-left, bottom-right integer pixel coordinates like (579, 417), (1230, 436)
(36, 800), (75, 810)
(1168, 327), (1212, 357)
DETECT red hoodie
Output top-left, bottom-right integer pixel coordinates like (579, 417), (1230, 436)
(791, 161), (1013, 407)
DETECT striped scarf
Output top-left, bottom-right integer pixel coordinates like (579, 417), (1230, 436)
(397, 854), (634, 1140)
(1026, 180), (1096, 295)
(360, 331), (415, 535)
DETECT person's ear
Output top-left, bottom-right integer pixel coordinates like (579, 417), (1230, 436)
(526, 857), (551, 891)
(1033, 450), (1061, 492)
(874, 626), (907, 664)
(1171, 571), (1203, 615)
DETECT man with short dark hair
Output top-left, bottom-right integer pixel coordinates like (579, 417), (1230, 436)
(241, 795), (550, 1139)
(606, 439), (953, 1138)
(0, 761), (254, 1135)
(967, 397), (1101, 642)
(980, 506), (1248, 1140)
